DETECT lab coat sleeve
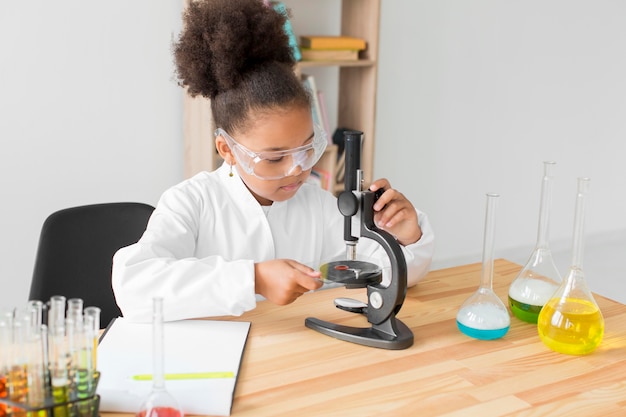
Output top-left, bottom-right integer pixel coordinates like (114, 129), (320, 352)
(112, 185), (257, 322)
(356, 208), (435, 288)
(402, 209), (435, 287)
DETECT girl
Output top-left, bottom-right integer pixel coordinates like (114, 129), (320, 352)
(112, 0), (434, 322)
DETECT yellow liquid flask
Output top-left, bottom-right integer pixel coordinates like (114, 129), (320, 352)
(537, 177), (604, 355)
(509, 161), (561, 323)
(457, 193), (510, 340)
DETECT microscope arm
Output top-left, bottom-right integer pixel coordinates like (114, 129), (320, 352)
(360, 191), (408, 325)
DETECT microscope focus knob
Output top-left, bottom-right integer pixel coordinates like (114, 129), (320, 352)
(369, 291), (383, 309)
(338, 191), (358, 217)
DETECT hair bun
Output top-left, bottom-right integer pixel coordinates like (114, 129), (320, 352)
(174, 0), (295, 99)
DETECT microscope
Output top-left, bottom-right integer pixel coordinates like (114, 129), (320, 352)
(305, 131), (414, 350)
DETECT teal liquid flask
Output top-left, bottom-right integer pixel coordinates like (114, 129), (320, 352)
(508, 161), (562, 323)
(457, 193), (510, 340)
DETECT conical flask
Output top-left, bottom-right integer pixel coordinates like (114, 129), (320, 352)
(136, 298), (184, 417)
(509, 161), (562, 323)
(457, 193), (510, 340)
(537, 178), (604, 355)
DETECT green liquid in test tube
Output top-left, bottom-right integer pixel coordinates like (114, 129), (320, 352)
(49, 325), (70, 417)
(74, 314), (95, 417)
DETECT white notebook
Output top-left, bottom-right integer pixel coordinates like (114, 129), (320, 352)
(97, 318), (251, 416)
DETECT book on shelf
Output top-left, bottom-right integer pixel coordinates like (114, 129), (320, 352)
(310, 168), (333, 192)
(306, 172), (322, 188)
(300, 73), (323, 135)
(332, 127), (356, 185)
(316, 90), (331, 143)
(300, 35), (366, 51)
(272, 1), (301, 61)
(335, 153), (345, 185)
(300, 48), (359, 62)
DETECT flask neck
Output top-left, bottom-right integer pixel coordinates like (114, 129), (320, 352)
(480, 193), (499, 290)
(570, 178), (590, 270)
(536, 161), (556, 249)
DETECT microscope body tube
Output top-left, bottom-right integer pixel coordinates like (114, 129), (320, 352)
(343, 131), (362, 192)
(338, 131), (363, 253)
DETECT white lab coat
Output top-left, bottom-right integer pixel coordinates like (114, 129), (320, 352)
(112, 163), (434, 322)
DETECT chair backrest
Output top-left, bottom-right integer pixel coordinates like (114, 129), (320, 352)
(29, 202), (155, 328)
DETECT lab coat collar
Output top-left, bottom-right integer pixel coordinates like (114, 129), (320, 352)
(217, 162), (276, 259)
(220, 162), (298, 221)
(218, 162), (270, 212)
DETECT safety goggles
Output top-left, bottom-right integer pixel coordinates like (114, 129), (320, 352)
(216, 124), (328, 180)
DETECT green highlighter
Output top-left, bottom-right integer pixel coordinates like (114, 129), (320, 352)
(132, 372), (235, 381)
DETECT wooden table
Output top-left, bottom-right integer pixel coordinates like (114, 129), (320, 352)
(106, 259), (626, 416)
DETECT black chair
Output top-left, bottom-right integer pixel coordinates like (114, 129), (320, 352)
(29, 202), (155, 328)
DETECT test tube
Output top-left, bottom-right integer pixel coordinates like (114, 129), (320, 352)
(67, 298), (84, 328)
(49, 324), (70, 417)
(73, 315), (95, 417)
(26, 327), (46, 412)
(23, 303), (47, 415)
(40, 324), (51, 399)
(48, 296), (66, 334)
(9, 316), (28, 417)
(73, 314), (94, 396)
(65, 317), (77, 397)
(27, 301), (44, 329)
(0, 316), (12, 417)
(83, 307), (100, 369)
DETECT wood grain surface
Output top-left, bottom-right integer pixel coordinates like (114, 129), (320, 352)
(102, 259), (626, 416)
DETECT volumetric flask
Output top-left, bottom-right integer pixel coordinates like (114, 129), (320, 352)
(457, 193), (510, 340)
(509, 161), (561, 323)
(136, 298), (184, 417)
(537, 178), (604, 355)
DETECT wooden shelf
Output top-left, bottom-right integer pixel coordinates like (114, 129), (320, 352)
(296, 0), (380, 191)
(298, 59), (376, 68)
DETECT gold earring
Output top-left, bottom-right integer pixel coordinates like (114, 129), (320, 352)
(229, 162), (234, 177)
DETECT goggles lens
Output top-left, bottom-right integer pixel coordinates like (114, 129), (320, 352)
(216, 125), (328, 180)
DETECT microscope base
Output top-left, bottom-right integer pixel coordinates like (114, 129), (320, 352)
(305, 316), (414, 350)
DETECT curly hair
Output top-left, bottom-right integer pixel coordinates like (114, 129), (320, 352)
(173, 0), (311, 134)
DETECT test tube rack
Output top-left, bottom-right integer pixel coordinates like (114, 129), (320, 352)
(0, 371), (100, 417)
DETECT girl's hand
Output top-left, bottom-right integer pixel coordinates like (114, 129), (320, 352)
(369, 178), (423, 246)
(254, 259), (323, 305)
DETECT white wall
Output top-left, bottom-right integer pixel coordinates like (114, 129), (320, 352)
(2, 1), (625, 309)
(375, 1), (626, 276)
(0, 1), (184, 309)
